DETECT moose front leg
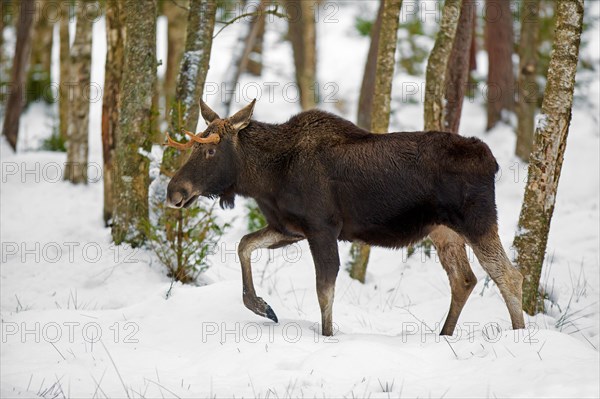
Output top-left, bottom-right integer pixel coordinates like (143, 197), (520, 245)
(307, 232), (340, 336)
(238, 226), (302, 322)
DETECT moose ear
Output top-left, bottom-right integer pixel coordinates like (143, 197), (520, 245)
(228, 99), (256, 132)
(200, 99), (220, 125)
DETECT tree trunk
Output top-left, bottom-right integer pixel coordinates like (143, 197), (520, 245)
(27, 0), (53, 104)
(513, 0), (584, 315)
(444, 0), (475, 134)
(246, 11), (266, 77)
(424, 0), (462, 132)
(469, 8), (477, 72)
(102, 0), (125, 225)
(485, 0), (515, 130)
(220, 0), (264, 116)
(64, 1), (93, 184)
(162, 0), (216, 173)
(163, 0), (189, 121)
(286, 0), (317, 110)
(349, 0), (402, 283)
(1, 0), (34, 151)
(515, 0), (541, 161)
(59, 1), (70, 141)
(112, 0), (157, 246)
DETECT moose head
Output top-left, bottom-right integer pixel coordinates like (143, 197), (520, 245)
(165, 99), (256, 209)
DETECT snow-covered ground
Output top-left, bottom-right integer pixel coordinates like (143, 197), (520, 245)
(1, 3), (599, 398)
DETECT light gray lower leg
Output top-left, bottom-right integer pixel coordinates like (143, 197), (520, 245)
(470, 226), (525, 330)
(430, 226), (477, 336)
(238, 227), (302, 322)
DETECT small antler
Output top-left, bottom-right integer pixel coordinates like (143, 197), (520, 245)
(163, 131), (195, 150)
(163, 130), (220, 150)
(182, 129), (221, 144)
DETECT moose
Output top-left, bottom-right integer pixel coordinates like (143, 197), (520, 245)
(165, 99), (525, 337)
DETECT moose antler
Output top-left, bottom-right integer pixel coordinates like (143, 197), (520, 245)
(181, 129), (220, 144)
(163, 129), (220, 150)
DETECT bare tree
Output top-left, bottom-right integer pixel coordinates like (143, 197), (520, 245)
(513, 0), (584, 315)
(2, 0), (34, 151)
(112, 0), (157, 246)
(286, 0), (317, 110)
(349, 0), (402, 283)
(484, 0), (515, 130)
(444, 0), (475, 134)
(27, 0), (53, 104)
(220, 0), (269, 116)
(515, 0), (541, 161)
(163, 0), (189, 120)
(424, 0), (462, 131)
(59, 1), (70, 142)
(163, 0), (216, 173)
(247, 11), (267, 76)
(101, 0), (125, 224)
(64, 1), (93, 184)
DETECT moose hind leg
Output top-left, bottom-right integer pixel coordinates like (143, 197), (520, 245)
(238, 227), (302, 322)
(307, 232), (340, 337)
(469, 225), (525, 330)
(430, 226), (477, 336)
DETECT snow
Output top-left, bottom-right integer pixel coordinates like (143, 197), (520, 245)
(1, 2), (599, 398)
(535, 113), (548, 131)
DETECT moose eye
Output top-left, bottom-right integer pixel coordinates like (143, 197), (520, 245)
(206, 148), (216, 158)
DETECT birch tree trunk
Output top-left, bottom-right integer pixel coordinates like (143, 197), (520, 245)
(64, 1), (93, 184)
(443, 0), (475, 134)
(1, 0), (34, 151)
(485, 0), (515, 130)
(423, 0), (462, 131)
(162, 0), (216, 174)
(286, 0), (317, 110)
(513, 0), (584, 315)
(349, 0), (402, 283)
(112, 0), (157, 246)
(101, 0), (125, 225)
(515, 0), (541, 161)
(59, 1), (70, 141)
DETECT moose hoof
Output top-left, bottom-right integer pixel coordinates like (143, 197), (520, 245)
(243, 295), (278, 323)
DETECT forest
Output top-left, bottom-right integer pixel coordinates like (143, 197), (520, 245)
(1, 0), (598, 397)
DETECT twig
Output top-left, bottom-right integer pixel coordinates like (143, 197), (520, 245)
(50, 341), (66, 360)
(213, 6), (287, 38)
(442, 336), (458, 359)
(101, 340), (130, 399)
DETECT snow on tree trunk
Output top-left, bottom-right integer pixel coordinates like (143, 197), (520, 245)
(513, 0), (584, 315)
(64, 1), (93, 184)
(484, 0), (515, 131)
(59, 1), (70, 142)
(112, 0), (158, 246)
(423, 0), (462, 132)
(1, 0), (35, 151)
(515, 0), (541, 161)
(286, 0), (317, 110)
(101, 0), (125, 225)
(162, 0), (216, 174)
(443, 0), (475, 134)
(349, 0), (402, 283)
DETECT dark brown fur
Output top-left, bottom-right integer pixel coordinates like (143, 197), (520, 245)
(167, 100), (525, 336)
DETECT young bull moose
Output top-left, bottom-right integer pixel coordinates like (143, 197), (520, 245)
(165, 99), (525, 337)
